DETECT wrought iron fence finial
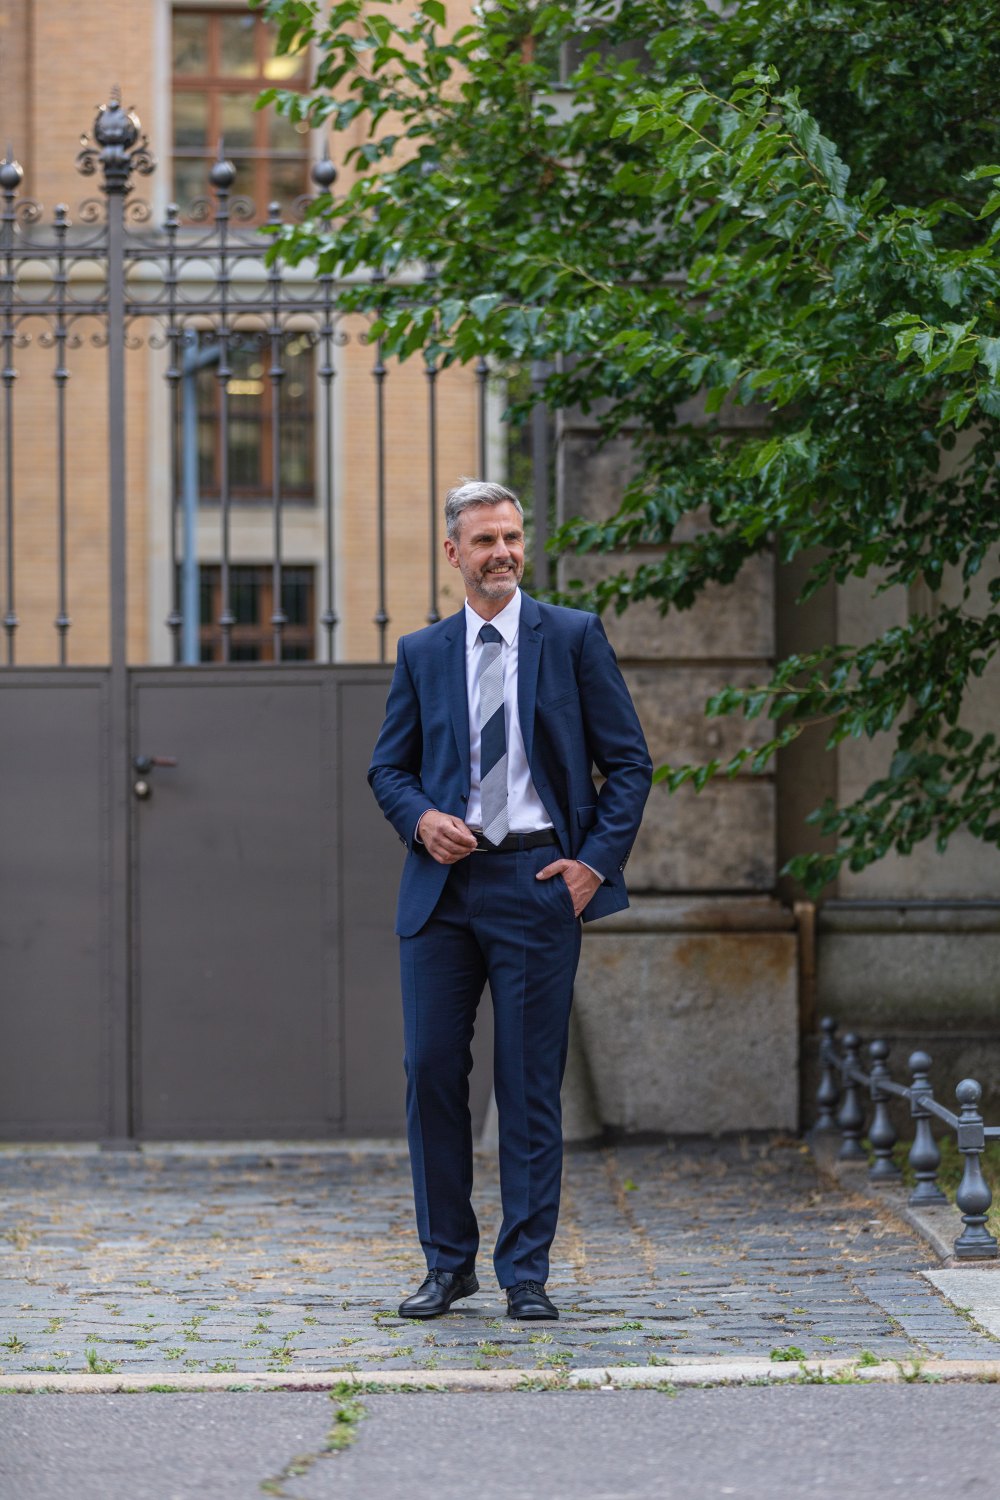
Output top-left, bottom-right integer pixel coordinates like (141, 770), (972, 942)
(311, 150), (337, 191)
(1, 146), (23, 192)
(210, 140), (237, 192)
(77, 87), (156, 194)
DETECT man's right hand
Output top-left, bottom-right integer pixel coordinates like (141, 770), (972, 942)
(416, 810), (478, 865)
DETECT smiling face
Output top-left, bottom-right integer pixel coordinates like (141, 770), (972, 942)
(444, 500), (526, 615)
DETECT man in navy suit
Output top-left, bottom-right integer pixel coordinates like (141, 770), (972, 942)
(369, 480), (651, 1320)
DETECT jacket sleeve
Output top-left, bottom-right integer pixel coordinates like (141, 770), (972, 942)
(575, 612), (653, 879)
(367, 636), (436, 850)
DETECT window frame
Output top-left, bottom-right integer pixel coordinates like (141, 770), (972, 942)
(171, 5), (312, 218)
(189, 330), (317, 506)
(196, 562), (317, 662)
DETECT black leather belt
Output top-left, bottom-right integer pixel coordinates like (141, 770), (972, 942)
(471, 829), (559, 853)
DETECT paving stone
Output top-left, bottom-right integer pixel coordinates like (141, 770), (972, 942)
(1, 1139), (997, 1374)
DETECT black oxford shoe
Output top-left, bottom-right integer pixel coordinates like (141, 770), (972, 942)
(398, 1268), (479, 1319)
(506, 1280), (558, 1320)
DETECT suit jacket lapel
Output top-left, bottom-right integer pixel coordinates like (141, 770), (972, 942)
(517, 592), (542, 767)
(442, 609), (471, 784)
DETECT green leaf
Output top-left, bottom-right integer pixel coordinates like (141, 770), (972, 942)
(469, 293), (503, 321)
(977, 336), (1000, 380)
(939, 389), (974, 429)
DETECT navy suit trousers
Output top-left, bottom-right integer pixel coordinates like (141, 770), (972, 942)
(399, 844), (582, 1289)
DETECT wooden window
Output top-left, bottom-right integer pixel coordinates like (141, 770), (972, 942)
(198, 564), (315, 661)
(172, 7), (310, 217)
(191, 332), (315, 503)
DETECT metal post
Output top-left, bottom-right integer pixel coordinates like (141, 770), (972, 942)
(476, 356), (488, 479)
(907, 1051), (947, 1207)
(814, 1016), (840, 1132)
(266, 201), (286, 662)
(0, 148), (22, 664)
(181, 335), (220, 665)
(52, 205), (70, 661)
(954, 1079), (999, 1259)
(164, 201), (183, 660)
(836, 1032), (867, 1162)
(77, 88), (155, 1145)
(308, 151), (338, 662)
(425, 351), (440, 625)
(318, 282), (338, 660)
(867, 1040), (901, 1184)
(370, 272), (388, 661)
(209, 146), (236, 663)
(530, 360), (550, 593)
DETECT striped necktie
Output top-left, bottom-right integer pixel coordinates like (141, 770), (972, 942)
(477, 622), (509, 846)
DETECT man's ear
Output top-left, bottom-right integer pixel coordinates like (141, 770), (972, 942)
(444, 537), (460, 570)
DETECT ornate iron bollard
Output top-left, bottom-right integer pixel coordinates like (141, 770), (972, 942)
(835, 1032), (868, 1162)
(907, 1052), (947, 1207)
(814, 1018), (999, 1260)
(815, 1016), (841, 1131)
(954, 1080), (999, 1260)
(867, 1040), (902, 1184)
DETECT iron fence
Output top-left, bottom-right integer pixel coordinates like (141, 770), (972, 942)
(0, 87), (548, 672)
(814, 1017), (999, 1260)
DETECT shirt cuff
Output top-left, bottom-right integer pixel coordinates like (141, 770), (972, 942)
(579, 859), (605, 883)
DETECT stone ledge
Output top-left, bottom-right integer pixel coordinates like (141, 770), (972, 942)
(819, 900), (1000, 935)
(592, 895), (797, 934)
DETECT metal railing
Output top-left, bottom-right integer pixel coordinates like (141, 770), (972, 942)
(0, 87), (549, 669)
(814, 1017), (999, 1260)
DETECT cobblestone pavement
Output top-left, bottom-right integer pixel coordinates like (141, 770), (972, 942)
(1, 1138), (996, 1378)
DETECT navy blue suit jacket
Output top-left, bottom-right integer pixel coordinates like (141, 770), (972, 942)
(368, 593), (652, 938)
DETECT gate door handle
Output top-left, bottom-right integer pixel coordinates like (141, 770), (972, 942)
(133, 754), (178, 801)
(133, 755), (179, 773)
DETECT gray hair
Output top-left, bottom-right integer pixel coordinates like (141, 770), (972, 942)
(444, 479), (523, 541)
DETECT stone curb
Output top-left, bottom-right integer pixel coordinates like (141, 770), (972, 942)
(0, 1140), (412, 1160)
(4, 1359), (1000, 1394)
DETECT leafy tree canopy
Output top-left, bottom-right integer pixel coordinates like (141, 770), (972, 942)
(257, 0), (1000, 893)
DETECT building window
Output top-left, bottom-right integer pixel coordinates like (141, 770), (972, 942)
(172, 7), (310, 216)
(184, 331), (315, 503)
(198, 563), (316, 661)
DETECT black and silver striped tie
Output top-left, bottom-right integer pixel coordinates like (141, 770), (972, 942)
(477, 623), (509, 846)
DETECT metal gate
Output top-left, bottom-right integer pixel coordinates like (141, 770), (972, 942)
(0, 92), (507, 1141)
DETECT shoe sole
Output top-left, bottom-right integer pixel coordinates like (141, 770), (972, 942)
(398, 1277), (480, 1319)
(506, 1307), (559, 1321)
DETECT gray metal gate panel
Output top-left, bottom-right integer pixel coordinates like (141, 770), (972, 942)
(1, 668), (495, 1141)
(0, 96), (506, 1140)
(130, 667), (493, 1139)
(0, 672), (110, 1137)
(132, 667), (342, 1137)
(337, 676), (412, 1134)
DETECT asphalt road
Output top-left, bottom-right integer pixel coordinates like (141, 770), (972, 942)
(2, 1386), (995, 1500)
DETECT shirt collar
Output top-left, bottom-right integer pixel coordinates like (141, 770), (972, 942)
(464, 588), (521, 649)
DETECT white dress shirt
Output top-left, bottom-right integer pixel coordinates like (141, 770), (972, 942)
(464, 589), (552, 833)
(416, 588), (604, 879)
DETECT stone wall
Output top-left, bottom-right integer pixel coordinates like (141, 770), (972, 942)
(556, 409), (802, 1136)
(559, 406), (999, 1140)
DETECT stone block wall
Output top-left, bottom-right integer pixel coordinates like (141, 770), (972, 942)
(557, 408), (999, 1141)
(556, 410), (802, 1136)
